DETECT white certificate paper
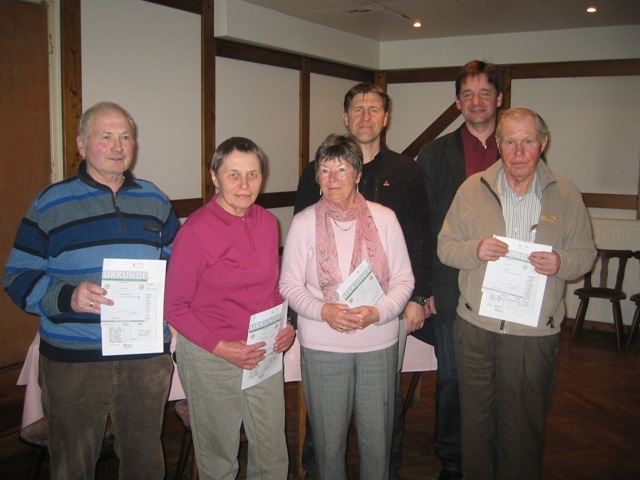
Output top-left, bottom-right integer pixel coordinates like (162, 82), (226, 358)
(100, 258), (166, 356)
(336, 259), (384, 308)
(479, 236), (552, 327)
(242, 300), (288, 390)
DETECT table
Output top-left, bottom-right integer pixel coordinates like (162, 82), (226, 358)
(16, 334), (188, 428)
(282, 334), (437, 381)
(18, 333), (436, 426)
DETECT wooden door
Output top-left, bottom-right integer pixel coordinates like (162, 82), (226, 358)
(0, 0), (52, 367)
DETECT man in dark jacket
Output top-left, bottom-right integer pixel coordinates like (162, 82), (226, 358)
(413, 60), (503, 480)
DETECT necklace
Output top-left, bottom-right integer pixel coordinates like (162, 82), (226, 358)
(331, 217), (355, 232)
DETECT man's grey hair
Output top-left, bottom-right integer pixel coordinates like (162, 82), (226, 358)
(496, 107), (549, 144)
(77, 102), (136, 145)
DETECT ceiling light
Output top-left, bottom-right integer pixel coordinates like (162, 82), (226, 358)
(413, 21), (422, 28)
(587, 7), (597, 13)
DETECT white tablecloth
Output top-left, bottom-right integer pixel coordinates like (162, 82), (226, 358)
(18, 333), (436, 428)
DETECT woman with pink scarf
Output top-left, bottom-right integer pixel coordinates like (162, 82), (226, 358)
(280, 134), (414, 480)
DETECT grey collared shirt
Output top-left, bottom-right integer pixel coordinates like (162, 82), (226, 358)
(497, 168), (542, 243)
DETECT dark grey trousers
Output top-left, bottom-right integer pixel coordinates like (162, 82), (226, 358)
(39, 354), (172, 480)
(453, 316), (559, 480)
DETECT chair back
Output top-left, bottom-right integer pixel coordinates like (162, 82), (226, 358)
(583, 249), (634, 290)
(634, 249), (640, 291)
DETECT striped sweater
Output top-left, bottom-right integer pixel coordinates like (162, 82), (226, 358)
(2, 161), (179, 362)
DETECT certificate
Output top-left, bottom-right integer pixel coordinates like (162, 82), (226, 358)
(242, 300), (288, 390)
(336, 259), (384, 308)
(478, 236), (552, 327)
(100, 258), (166, 356)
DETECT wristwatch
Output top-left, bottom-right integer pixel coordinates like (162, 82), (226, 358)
(409, 295), (428, 306)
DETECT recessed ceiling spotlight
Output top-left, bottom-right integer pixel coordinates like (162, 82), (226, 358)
(413, 20), (422, 28)
(587, 7), (597, 13)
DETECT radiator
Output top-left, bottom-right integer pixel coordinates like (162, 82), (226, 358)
(564, 218), (640, 325)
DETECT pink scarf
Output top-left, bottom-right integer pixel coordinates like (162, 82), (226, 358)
(315, 193), (390, 302)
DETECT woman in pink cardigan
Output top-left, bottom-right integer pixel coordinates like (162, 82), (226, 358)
(280, 134), (414, 480)
(165, 137), (295, 480)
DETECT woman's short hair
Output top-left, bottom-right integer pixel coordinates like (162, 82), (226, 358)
(77, 102), (136, 145)
(210, 137), (267, 174)
(314, 134), (363, 180)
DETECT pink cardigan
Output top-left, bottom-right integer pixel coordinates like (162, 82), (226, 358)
(165, 197), (283, 353)
(280, 201), (414, 353)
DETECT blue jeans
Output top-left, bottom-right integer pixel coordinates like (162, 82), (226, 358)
(39, 354), (173, 480)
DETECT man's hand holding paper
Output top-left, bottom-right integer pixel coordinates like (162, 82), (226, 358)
(476, 236), (509, 262)
(528, 250), (561, 276)
(479, 236), (552, 327)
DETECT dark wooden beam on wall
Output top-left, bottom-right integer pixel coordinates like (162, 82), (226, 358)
(143, 0), (202, 15)
(202, 0), (215, 203)
(299, 58), (311, 175)
(637, 161), (640, 220)
(375, 71), (388, 90)
(255, 191), (297, 209)
(216, 38), (375, 83)
(384, 66), (460, 84)
(375, 71), (388, 147)
(500, 65), (512, 109)
(511, 59), (640, 79)
(309, 58), (375, 83)
(171, 198), (204, 218)
(217, 39), (303, 71)
(60, 0), (82, 178)
(402, 103), (461, 158)
(582, 193), (638, 211)
(384, 59), (640, 84)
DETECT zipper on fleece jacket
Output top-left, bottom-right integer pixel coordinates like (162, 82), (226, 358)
(111, 191), (125, 232)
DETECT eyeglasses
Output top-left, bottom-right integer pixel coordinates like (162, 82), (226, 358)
(317, 165), (353, 178)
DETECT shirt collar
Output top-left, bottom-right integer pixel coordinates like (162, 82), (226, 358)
(497, 167), (542, 201)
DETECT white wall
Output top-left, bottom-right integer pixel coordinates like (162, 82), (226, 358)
(215, 57), (300, 239)
(512, 76), (640, 221)
(380, 25), (640, 68)
(79, 0), (640, 238)
(386, 75), (640, 221)
(387, 81), (461, 152)
(215, 57), (299, 194)
(309, 74), (354, 160)
(81, 0), (201, 201)
(216, 0), (380, 69)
